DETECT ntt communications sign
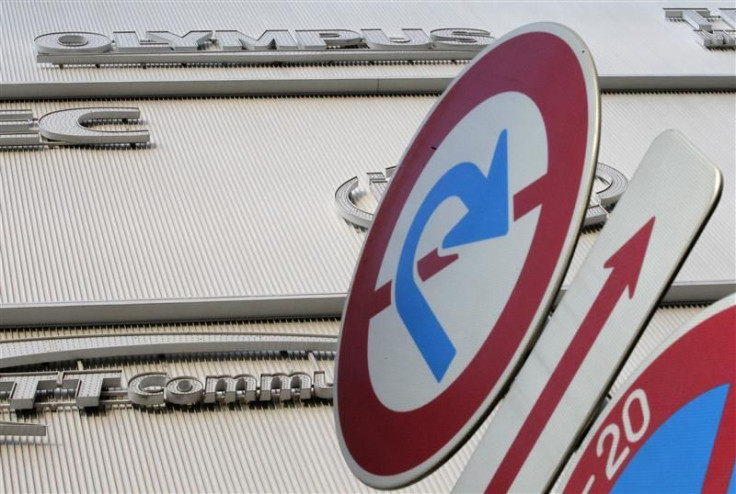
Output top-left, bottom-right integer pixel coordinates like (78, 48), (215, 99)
(35, 28), (493, 65)
(0, 369), (334, 411)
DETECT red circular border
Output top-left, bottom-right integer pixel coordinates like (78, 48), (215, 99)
(564, 305), (736, 492)
(338, 31), (592, 476)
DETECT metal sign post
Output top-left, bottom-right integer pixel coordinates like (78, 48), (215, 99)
(454, 130), (722, 493)
(559, 294), (735, 493)
(335, 23), (599, 489)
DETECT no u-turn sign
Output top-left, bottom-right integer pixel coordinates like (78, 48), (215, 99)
(335, 23), (600, 488)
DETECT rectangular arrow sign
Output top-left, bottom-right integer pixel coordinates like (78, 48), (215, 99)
(453, 130), (722, 493)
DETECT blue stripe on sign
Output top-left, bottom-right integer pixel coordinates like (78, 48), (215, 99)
(612, 384), (729, 494)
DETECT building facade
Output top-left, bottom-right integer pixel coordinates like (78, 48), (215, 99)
(1, 1), (734, 492)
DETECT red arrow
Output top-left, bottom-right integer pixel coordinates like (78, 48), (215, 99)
(367, 248), (459, 318)
(485, 216), (656, 493)
(417, 248), (459, 282)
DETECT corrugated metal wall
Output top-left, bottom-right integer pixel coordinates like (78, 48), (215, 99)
(1, 2), (734, 491)
(0, 306), (703, 493)
(2, 93), (734, 311)
(3, 1), (733, 91)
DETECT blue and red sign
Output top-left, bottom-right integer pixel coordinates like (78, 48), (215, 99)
(335, 23), (599, 487)
(562, 296), (736, 493)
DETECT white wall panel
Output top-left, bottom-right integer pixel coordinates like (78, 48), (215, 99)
(0, 402), (490, 494)
(1, 93), (733, 323)
(0, 351), (482, 494)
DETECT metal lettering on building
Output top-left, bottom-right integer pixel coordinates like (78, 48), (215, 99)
(665, 8), (736, 48)
(0, 369), (334, 411)
(0, 107), (150, 148)
(336, 163), (627, 230)
(34, 28), (494, 66)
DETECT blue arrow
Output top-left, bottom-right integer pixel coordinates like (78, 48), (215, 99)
(395, 130), (510, 382)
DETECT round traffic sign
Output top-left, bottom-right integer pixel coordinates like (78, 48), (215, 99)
(335, 23), (600, 488)
(561, 296), (736, 493)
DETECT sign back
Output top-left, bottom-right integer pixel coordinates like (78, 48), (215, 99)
(335, 23), (599, 488)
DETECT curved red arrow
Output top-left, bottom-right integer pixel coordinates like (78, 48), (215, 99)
(486, 216), (656, 493)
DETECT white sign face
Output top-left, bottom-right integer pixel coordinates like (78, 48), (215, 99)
(368, 92), (547, 412)
(454, 130), (723, 493)
(336, 22), (599, 489)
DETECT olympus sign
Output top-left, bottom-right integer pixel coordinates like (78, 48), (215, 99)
(34, 28), (493, 65)
(0, 107), (150, 148)
(335, 163), (628, 229)
(0, 369), (333, 411)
